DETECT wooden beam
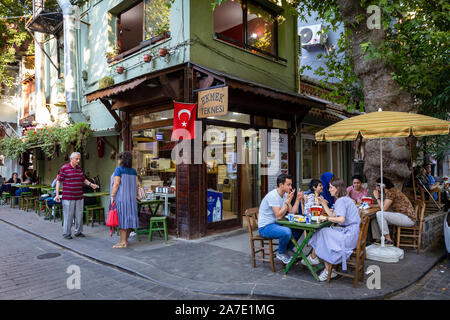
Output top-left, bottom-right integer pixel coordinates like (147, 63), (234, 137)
(159, 74), (178, 99)
(130, 119), (173, 131)
(100, 99), (122, 131)
(99, 137), (118, 153)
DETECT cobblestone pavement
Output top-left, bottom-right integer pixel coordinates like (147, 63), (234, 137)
(387, 256), (450, 300)
(0, 221), (251, 300)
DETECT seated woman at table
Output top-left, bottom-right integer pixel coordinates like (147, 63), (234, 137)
(320, 172), (335, 208)
(371, 177), (416, 246)
(0, 172), (21, 199)
(304, 179), (326, 216)
(110, 151), (140, 248)
(303, 178), (361, 281)
(346, 174), (368, 204)
(7, 172), (21, 184)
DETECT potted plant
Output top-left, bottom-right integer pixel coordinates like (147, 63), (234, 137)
(116, 65), (124, 74)
(105, 48), (119, 62)
(143, 53), (152, 62)
(158, 47), (168, 57)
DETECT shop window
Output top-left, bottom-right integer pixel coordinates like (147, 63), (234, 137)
(131, 109), (174, 126)
(118, 0), (171, 53)
(206, 126), (239, 222)
(132, 122), (176, 217)
(271, 118), (288, 129)
(301, 125), (343, 185)
(214, 0), (281, 59)
(207, 111), (250, 124)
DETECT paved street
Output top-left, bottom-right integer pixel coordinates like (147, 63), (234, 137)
(387, 256), (450, 300)
(0, 220), (245, 300)
(0, 209), (448, 300)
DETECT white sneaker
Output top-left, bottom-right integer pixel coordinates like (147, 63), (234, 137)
(276, 252), (293, 265)
(129, 231), (136, 237)
(318, 269), (338, 281)
(301, 254), (320, 266)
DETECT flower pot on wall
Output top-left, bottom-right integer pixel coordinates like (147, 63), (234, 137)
(158, 48), (168, 57)
(116, 66), (124, 74)
(143, 54), (152, 62)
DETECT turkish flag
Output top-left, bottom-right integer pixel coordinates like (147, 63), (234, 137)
(172, 101), (197, 140)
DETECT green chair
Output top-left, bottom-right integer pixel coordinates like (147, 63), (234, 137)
(83, 204), (105, 227)
(52, 203), (63, 225)
(19, 192), (33, 211)
(148, 216), (168, 242)
(35, 198), (47, 216)
(135, 200), (162, 241)
(1, 192), (11, 205)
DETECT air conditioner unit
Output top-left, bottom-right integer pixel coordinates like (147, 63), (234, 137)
(299, 24), (328, 48)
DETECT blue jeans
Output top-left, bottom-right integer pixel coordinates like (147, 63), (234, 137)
(15, 187), (31, 204)
(259, 223), (302, 254)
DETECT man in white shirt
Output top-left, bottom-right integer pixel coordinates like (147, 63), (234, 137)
(258, 174), (304, 264)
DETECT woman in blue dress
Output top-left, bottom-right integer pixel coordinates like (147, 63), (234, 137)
(110, 151), (140, 248)
(303, 178), (361, 281)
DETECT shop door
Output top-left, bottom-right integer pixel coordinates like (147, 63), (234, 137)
(240, 129), (261, 215)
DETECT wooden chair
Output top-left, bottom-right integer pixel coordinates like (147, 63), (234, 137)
(395, 200), (426, 254)
(327, 214), (371, 287)
(418, 184), (443, 212)
(244, 207), (278, 272)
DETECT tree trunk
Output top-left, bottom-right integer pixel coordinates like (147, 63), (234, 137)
(337, 0), (417, 191)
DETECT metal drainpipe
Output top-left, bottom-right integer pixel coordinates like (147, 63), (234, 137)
(57, 0), (85, 123)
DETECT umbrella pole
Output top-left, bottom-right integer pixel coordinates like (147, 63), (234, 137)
(380, 138), (385, 247)
(409, 136), (417, 201)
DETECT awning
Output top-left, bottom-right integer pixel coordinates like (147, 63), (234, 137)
(85, 76), (151, 103)
(192, 63), (326, 109)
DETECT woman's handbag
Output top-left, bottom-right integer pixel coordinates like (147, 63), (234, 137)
(106, 202), (119, 236)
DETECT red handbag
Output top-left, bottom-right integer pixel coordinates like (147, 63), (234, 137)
(106, 202), (119, 236)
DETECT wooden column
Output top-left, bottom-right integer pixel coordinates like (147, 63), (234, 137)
(176, 64), (204, 239)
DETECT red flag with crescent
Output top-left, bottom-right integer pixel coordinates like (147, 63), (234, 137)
(172, 101), (197, 140)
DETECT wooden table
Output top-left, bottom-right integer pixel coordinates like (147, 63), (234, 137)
(359, 204), (380, 219)
(276, 219), (333, 281)
(83, 192), (110, 197)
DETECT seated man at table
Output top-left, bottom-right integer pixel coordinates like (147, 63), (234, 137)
(371, 177), (416, 246)
(40, 177), (58, 220)
(258, 173), (304, 265)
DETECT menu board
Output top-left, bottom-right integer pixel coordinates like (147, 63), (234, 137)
(267, 132), (289, 191)
(217, 165), (227, 185)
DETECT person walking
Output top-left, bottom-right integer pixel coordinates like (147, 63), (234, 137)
(109, 151), (140, 248)
(54, 152), (99, 239)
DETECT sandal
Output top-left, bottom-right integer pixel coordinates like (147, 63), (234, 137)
(112, 243), (127, 248)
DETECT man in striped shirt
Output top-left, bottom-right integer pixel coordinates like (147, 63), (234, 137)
(54, 152), (99, 239)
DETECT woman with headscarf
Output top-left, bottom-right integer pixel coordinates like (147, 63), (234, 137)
(320, 172), (335, 207)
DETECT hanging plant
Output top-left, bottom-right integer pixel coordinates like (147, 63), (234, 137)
(58, 122), (92, 154)
(0, 135), (27, 159)
(0, 123), (92, 160)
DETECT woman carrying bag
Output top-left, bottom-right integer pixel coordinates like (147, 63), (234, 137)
(109, 151), (140, 248)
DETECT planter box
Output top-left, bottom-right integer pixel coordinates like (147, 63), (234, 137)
(421, 210), (447, 249)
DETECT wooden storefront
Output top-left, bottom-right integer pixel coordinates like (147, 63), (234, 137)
(86, 62), (325, 239)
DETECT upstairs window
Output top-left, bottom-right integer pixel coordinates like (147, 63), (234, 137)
(213, 0), (281, 60)
(118, 0), (171, 53)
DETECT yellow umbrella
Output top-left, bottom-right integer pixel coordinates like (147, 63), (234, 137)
(314, 109), (450, 262)
(315, 110), (449, 142)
